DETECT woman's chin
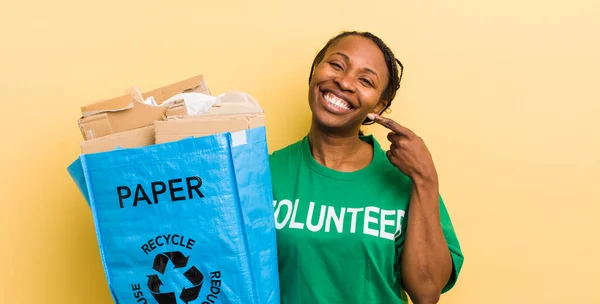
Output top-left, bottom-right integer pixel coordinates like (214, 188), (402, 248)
(312, 112), (360, 134)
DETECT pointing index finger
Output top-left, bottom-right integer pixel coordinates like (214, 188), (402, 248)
(367, 113), (412, 136)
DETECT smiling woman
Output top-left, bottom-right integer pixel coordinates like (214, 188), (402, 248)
(269, 31), (464, 304)
(307, 32), (402, 135)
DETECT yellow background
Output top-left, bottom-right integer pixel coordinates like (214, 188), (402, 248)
(1, 0), (598, 303)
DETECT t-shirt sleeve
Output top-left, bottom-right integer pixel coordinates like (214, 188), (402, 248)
(438, 195), (464, 293)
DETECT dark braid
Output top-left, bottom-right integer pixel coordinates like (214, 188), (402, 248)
(308, 31), (404, 125)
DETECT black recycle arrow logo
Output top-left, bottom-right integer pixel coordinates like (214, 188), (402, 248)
(147, 251), (204, 304)
(153, 252), (190, 274)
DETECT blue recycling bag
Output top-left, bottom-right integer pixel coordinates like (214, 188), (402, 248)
(67, 126), (280, 304)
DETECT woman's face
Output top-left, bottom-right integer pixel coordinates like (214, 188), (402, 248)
(309, 35), (390, 132)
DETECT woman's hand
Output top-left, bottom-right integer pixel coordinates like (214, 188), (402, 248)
(367, 113), (438, 187)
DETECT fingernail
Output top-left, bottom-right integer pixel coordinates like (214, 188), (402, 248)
(367, 113), (375, 120)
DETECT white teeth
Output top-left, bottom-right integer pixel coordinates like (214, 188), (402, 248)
(324, 92), (351, 110)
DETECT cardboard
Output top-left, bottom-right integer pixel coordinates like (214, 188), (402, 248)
(78, 95), (167, 140)
(163, 100), (189, 117)
(75, 75), (267, 155)
(78, 74), (210, 140)
(80, 94), (134, 117)
(204, 104), (264, 116)
(78, 113), (116, 140)
(80, 126), (155, 154)
(154, 113), (265, 144)
(142, 74), (210, 105)
(163, 91), (263, 118)
(206, 91), (263, 116)
(125, 86), (145, 104)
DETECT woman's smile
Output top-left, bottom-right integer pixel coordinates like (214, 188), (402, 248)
(320, 90), (356, 114)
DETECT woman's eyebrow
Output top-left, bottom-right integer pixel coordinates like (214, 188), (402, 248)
(330, 52), (350, 61)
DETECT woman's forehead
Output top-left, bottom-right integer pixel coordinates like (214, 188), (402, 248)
(327, 36), (381, 56)
(325, 35), (388, 77)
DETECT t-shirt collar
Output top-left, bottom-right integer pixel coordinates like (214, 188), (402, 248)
(302, 134), (385, 181)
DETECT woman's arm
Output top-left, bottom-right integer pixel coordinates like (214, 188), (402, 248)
(367, 113), (453, 304)
(400, 178), (452, 304)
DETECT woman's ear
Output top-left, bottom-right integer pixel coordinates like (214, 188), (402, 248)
(372, 99), (389, 114)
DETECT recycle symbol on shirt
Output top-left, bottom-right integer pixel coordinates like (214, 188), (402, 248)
(147, 251), (204, 304)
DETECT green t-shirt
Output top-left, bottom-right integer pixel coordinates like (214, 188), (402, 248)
(269, 135), (464, 304)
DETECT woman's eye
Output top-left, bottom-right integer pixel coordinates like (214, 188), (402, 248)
(329, 62), (343, 70)
(360, 78), (373, 87)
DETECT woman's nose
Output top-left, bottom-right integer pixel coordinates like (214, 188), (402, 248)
(334, 73), (356, 93)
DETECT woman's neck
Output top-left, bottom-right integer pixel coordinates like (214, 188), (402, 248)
(308, 122), (373, 172)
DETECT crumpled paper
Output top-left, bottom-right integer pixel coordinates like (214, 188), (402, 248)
(143, 91), (262, 116)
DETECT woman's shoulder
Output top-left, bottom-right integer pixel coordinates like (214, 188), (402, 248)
(268, 137), (306, 169)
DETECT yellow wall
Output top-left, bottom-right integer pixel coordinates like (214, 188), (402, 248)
(1, 0), (599, 303)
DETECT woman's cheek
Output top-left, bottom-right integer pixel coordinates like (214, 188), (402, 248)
(358, 92), (378, 111)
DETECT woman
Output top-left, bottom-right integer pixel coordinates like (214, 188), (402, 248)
(268, 31), (464, 304)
